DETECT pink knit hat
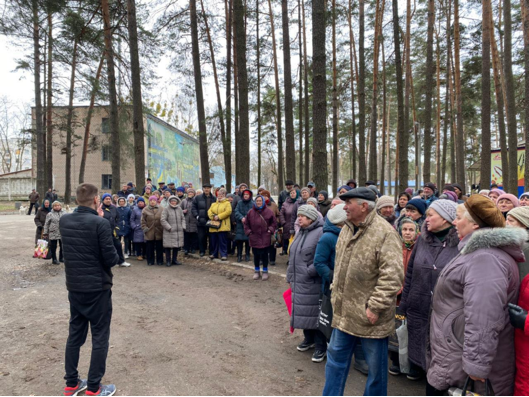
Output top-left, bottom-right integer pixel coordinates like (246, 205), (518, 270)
(149, 195), (158, 202)
(497, 193), (519, 207)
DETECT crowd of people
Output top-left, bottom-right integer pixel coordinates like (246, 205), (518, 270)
(27, 176), (529, 396)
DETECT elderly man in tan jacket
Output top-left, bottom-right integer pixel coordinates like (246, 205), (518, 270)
(323, 187), (403, 396)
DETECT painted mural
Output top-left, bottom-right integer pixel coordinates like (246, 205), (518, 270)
(491, 148), (525, 196)
(147, 117), (200, 187)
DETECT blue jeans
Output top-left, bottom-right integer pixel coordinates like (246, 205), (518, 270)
(323, 329), (388, 396)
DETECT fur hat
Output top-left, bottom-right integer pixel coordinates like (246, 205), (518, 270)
(298, 204), (319, 221)
(464, 194), (505, 228)
(376, 195), (394, 210)
(429, 199), (458, 223)
(497, 193), (520, 208)
(327, 204), (347, 225)
(508, 207), (529, 228)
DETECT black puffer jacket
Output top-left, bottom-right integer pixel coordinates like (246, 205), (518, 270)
(60, 206), (119, 292)
(192, 193), (217, 227)
(102, 203), (119, 237)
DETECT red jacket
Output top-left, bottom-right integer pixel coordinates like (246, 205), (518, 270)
(515, 274), (529, 396)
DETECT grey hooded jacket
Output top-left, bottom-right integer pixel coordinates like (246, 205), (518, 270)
(160, 196), (186, 248)
(286, 217), (324, 330)
(426, 227), (526, 396)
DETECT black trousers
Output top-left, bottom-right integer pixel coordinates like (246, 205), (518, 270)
(134, 242), (146, 257)
(268, 245), (276, 263)
(197, 226), (210, 254)
(253, 247), (269, 271)
(236, 240), (251, 256)
(303, 329), (327, 351)
(64, 289), (112, 393)
(165, 248), (179, 263)
(425, 382), (448, 396)
(49, 239), (63, 262)
(146, 240), (163, 264)
(119, 235), (132, 255)
(112, 237), (125, 264)
(28, 202), (38, 215)
(183, 232), (198, 252)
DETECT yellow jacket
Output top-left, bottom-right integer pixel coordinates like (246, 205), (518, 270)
(207, 198), (232, 233)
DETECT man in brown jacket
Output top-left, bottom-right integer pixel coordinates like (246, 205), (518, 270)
(323, 188), (403, 396)
(28, 189), (40, 215)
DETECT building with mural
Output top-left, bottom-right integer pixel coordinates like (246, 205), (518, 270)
(490, 144), (525, 196)
(31, 106), (200, 196)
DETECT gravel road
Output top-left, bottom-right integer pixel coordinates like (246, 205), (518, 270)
(0, 215), (425, 395)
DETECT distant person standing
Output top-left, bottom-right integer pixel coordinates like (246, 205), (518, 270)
(60, 183), (119, 397)
(28, 188), (40, 215)
(192, 183), (217, 257)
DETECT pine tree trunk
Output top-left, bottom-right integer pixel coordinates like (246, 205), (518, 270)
(64, 40), (79, 205)
(80, 55), (104, 184)
(234, 0), (250, 184)
(369, 0), (383, 183)
(190, 0), (210, 184)
(332, 0), (339, 193)
(504, 0), (518, 194)
(226, 0), (233, 190)
(449, 51), (457, 182)
(358, 0), (367, 185)
(46, 12), (53, 190)
(281, 0), (296, 182)
(302, 0), (310, 186)
(454, 0), (465, 190)
(442, 1), (451, 189)
(481, 0), (492, 190)
(348, 0), (358, 182)
(435, 30), (442, 189)
(298, 0), (303, 185)
(201, 0), (230, 191)
(380, 43), (387, 195)
(422, 0), (435, 185)
(521, 0), (529, 192)
(102, 0), (120, 193)
(393, 0), (406, 194)
(268, 0), (284, 190)
(127, 0), (146, 189)
(257, 0), (262, 188)
(491, 14), (509, 191)
(33, 0), (46, 196)
(312, 0), (328, 190)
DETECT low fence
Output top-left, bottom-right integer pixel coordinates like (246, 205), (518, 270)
(0, 177), (35, 201)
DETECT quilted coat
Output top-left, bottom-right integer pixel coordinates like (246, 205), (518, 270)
(234, 192), (254, 241)
(116, 205), (131, 237)
(279, 198), (298, 241)
(130, 205), (145, 243)
(331, 210), (403, 338)
(43, 209), (65, 240)
(313, 217), (342, 294)
(207, 198), (232, 233)
(515, 274), (529, 396)
(286, 217), (325, 330)
(160, 197), (186, 248)
(180, 197), (198, 233)
(141, 205), (163, 241)
(426, 227), (525, 396)
(243, 204), (277, 249)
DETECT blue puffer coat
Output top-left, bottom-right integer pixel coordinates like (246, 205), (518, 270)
(314, 217), (342, 294)
(234, 192), (254, 241)
(130, 205), (145, 243)
(116, 205), (131, 237)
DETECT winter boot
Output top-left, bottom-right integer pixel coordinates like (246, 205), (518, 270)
(253, 271), (261, 280)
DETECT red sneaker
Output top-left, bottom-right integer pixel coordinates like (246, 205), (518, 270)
(64, 379), (87, 396)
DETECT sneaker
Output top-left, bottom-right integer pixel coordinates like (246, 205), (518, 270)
(389, 364), (401, 376)
(124, 254), (129, 259)
(221, 257), (227, 261)
(209, 255), (215, 259)
(119, 262), (131, 267)
(297, 340), (316, 352)
(407, 367), (423, 381)
(261, 272), (269, 281)
(64, 379), (87, 396)
(85, 384), (116, 396)
(312, 350), (327, 363)
(137, 256), (143, 261)
(354, 359), (369, 375)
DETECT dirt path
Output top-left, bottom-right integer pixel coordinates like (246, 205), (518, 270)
(0, 215), (425, 396)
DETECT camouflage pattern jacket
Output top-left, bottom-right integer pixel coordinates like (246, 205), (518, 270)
(331, 209), (404, 338)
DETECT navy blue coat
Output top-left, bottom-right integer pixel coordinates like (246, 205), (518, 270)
(116, 205), (131, 237)
(234, 192), (254, 241)
(314, 217), (342, 293)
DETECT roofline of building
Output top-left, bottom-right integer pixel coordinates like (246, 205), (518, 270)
(0, 168), (33, 177)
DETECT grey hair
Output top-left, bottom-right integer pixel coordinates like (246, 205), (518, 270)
(457, 203), (476, 224)
(356, 198), (376, 212)
(218, 188), (227, 196)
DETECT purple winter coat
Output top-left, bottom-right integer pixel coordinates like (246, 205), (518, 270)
(280, 198), (298, 241)
(130, 205), (145, 243)
(399, 225), (460, 370)
(244, 205), (277, 249)
(426, 227), (526, 396)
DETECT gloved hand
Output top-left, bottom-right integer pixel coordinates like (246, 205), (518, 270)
(508, 303), (527, 330)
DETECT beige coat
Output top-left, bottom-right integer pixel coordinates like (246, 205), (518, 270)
(331, 209), (403, 338)
(141, 205), (163, 241)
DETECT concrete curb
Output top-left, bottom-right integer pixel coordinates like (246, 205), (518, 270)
(187, 253), (287, 279)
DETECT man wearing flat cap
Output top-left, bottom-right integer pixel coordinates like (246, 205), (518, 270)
(323, 188), (403, 396)
(192, 182), (217, 257)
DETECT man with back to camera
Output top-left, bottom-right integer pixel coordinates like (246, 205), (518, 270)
(60, 183), (119, 396)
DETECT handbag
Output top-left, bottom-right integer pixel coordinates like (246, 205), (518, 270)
(448, 377), (495, 396)
(206, 219), (221, 229)
(317, 291), (334, 341)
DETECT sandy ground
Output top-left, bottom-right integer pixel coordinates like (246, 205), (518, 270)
(0, 215), (425, 396)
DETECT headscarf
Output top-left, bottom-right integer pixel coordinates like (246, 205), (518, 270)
(41, 199), (51, 212)
(398, 217), (420, 249)
(288, 189), (300, 202)
(254, 195), (266, 210)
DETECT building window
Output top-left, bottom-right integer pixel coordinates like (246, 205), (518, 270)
(102, 118), (110, 134)
(102, 174), (112, 190)
(101, 145), (111, 161)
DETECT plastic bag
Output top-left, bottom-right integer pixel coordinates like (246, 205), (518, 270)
(282, 288), (294, 334)
(35, 239), (49, 259)
(396, 318), (410, 374)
